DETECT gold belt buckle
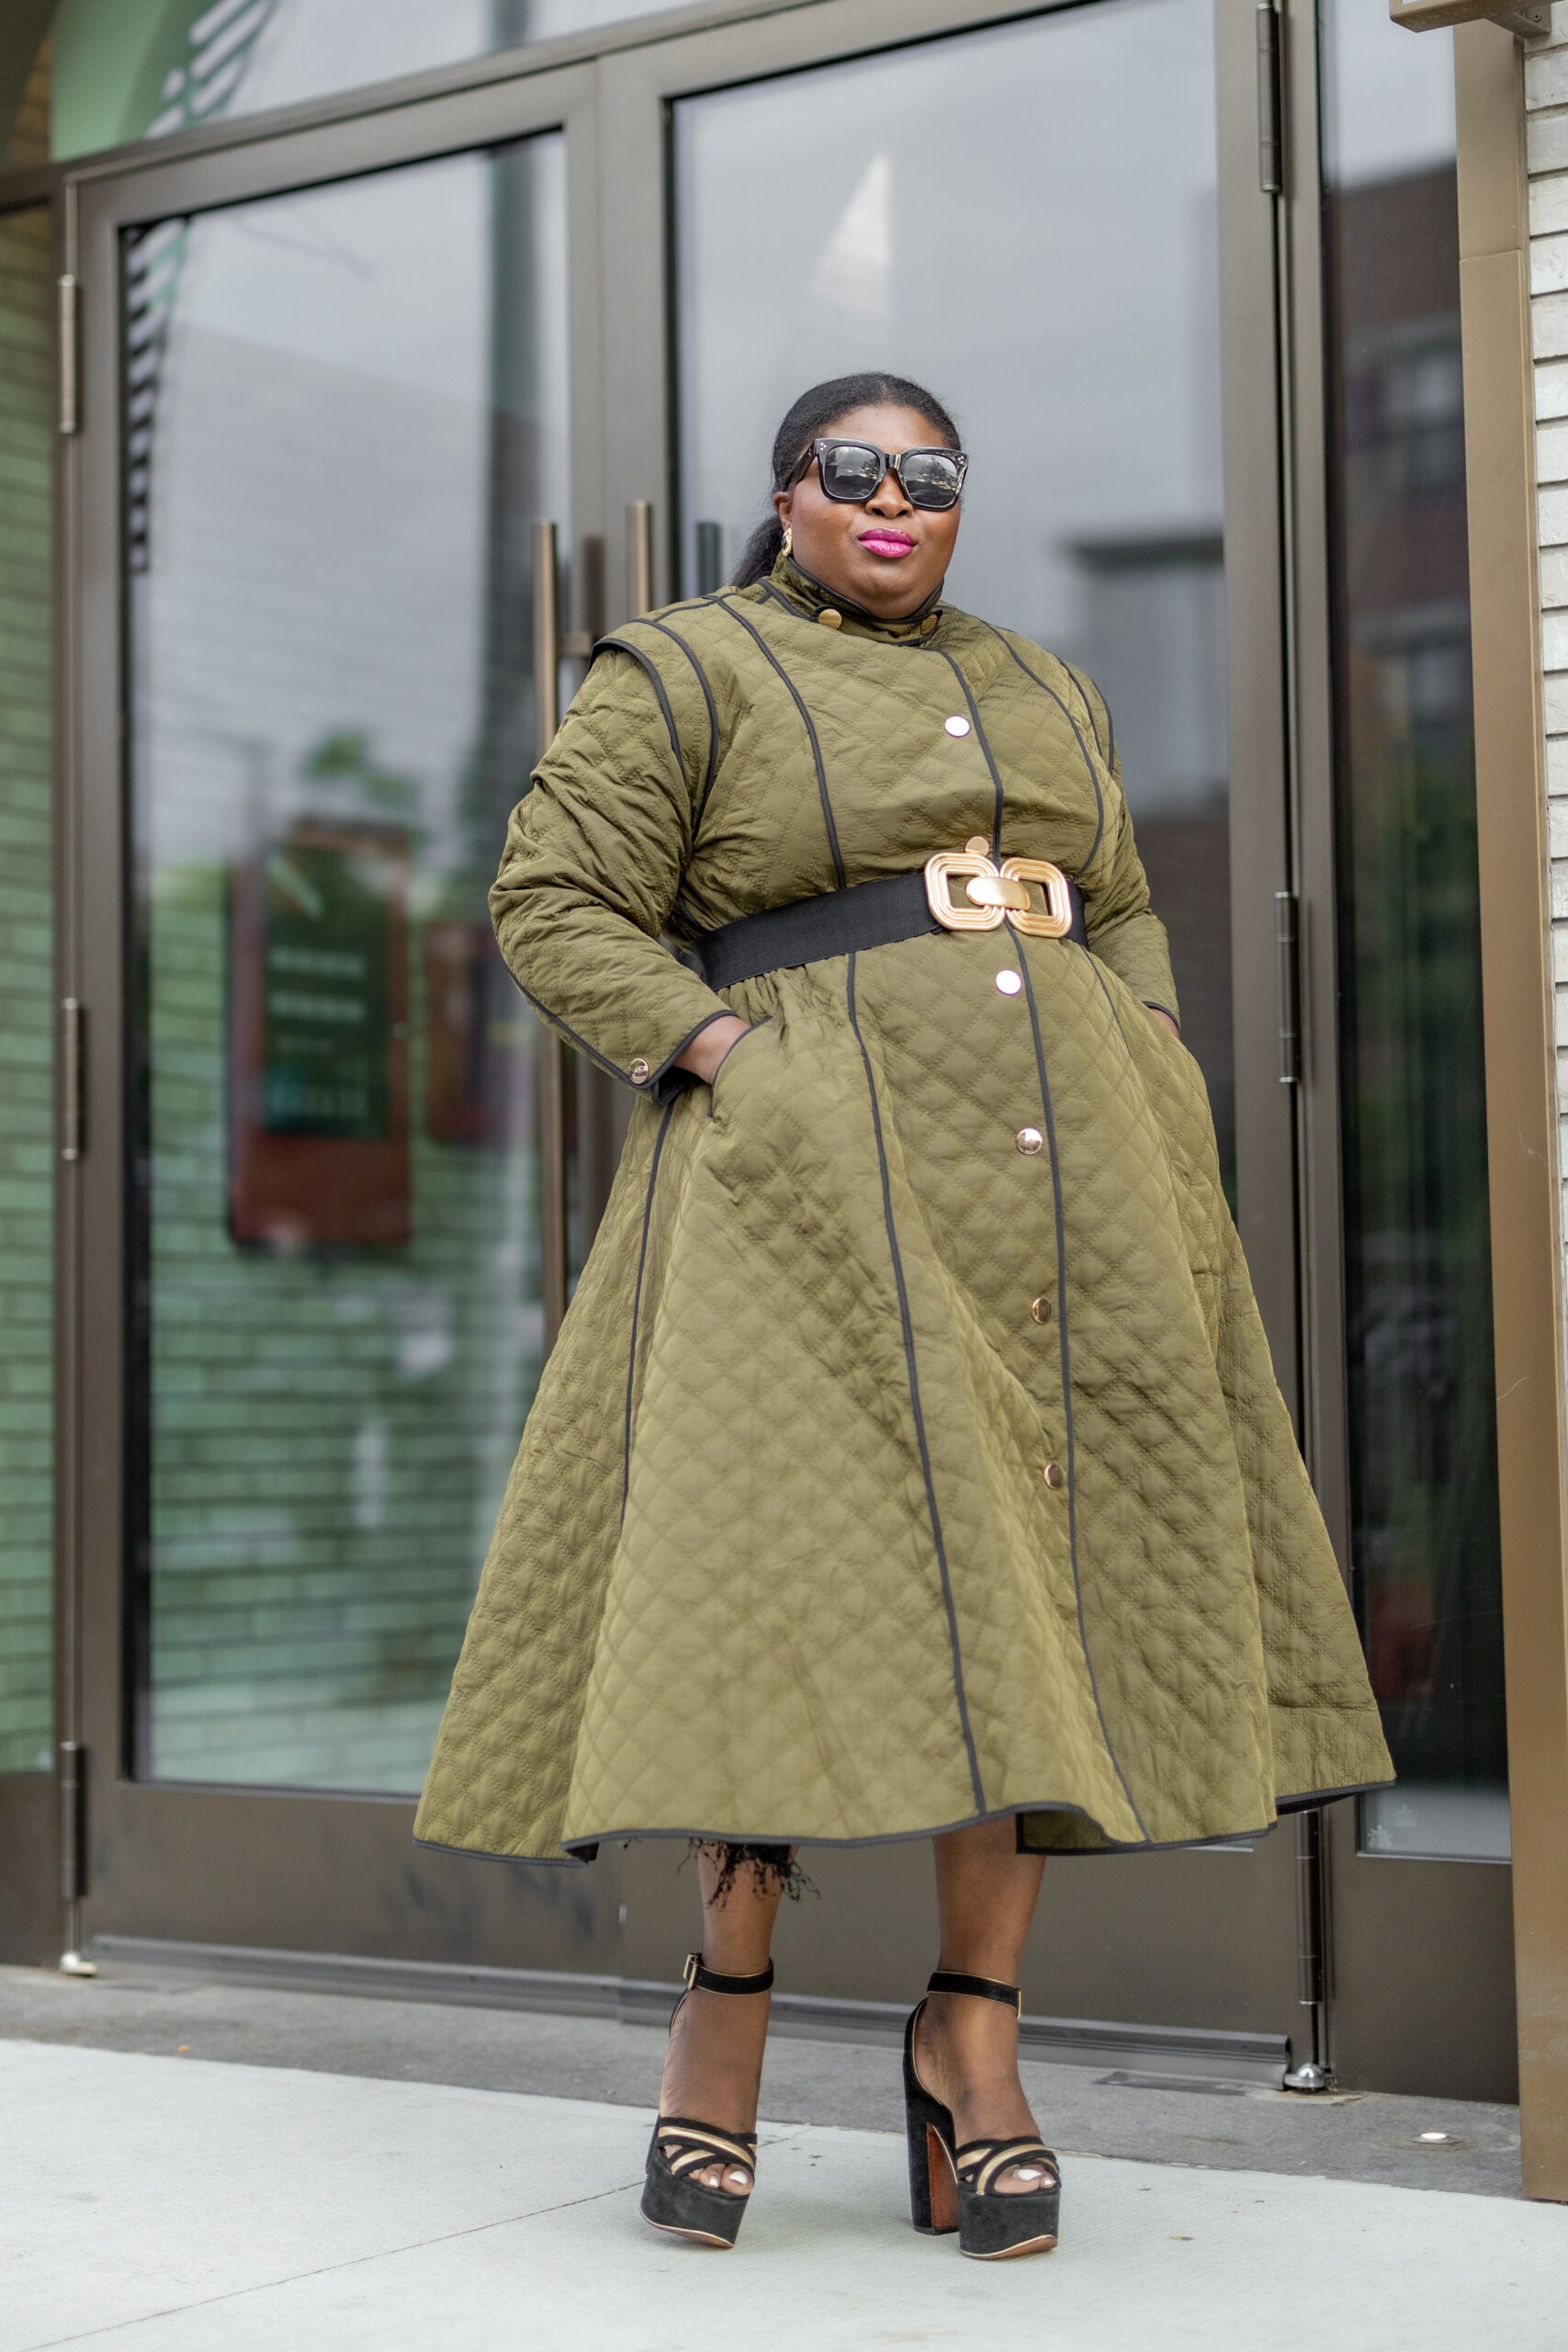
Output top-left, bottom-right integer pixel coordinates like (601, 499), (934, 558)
(924, 849), (1073, 939)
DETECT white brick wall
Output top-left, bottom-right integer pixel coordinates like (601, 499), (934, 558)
(1527, 8), (1568, 1206)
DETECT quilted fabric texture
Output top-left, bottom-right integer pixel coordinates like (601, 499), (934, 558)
(413, 554), (1393, 1864)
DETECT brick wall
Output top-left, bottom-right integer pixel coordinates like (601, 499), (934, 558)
(0, 196), (53, 1775)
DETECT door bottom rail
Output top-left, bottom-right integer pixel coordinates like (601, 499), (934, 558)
(86, 1936), (1289, 2087)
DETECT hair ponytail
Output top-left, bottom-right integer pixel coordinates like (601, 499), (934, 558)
(729, 371), (961, 590)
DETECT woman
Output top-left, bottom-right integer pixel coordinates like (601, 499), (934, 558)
(415, 372), (1393, 2260)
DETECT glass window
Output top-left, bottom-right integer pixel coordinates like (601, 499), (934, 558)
(48, 0), (687, 159)
(1320, 2), (1507, 1863)
(675, 0), (1235, 1192)
(126, 134), (569, 1792)
(0, 200), (54, 1776)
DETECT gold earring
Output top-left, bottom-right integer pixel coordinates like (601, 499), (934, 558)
(782, 524), (792, 556)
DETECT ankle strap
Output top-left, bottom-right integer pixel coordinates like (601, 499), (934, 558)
(683, 1951), (775, 1996)
(927, 1970), (1023, 2017)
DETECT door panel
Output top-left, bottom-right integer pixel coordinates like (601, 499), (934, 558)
(71, 75), (626, 1962)
(615, 0), (1307, 2052)
(1309, 0), (1513, 2094)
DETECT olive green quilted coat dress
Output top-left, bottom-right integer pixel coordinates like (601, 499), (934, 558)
(414, 554), (1392, 1864)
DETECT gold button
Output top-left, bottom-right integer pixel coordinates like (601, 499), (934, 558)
(818, 607), (842, 628)
(920, 615), (938, 634)
(944, 715), (971, 737)
(965, 835), (990, 855)
(995, 969), (1022, 997)
(1030, 1295), (1052, 1325)
(1042, 1462), (1065, 1489)
(629, 1057), (651, 1085)
(1016, 1126), (1044, 1156)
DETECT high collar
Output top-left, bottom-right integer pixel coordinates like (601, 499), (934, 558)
(764, 551), (946, 643)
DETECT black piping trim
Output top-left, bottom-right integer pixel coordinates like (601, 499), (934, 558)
(1062, 659), (1113, 773)
(414, 1774), (1396, 1869)
(506, 972), (624, 1085)
(937, 649), (1005, 856)
(716, 596), (846, 887)
(649, 1011), (732, 1107)
(622, 1102), (675, 1524)
(845, 950), (985, 1814)
(1142, 999), (1181, 1033)
(621, 616), (722, 829)
(1018, 950), (1150, 1842)
(984, 625), (1108, 872)
(594, 635), (682, 767)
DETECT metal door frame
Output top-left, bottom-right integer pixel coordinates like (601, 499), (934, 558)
(1278, 0), (1517, 2098)
(0, 0), (1464, 2092)
(56, 60), (630, 1972)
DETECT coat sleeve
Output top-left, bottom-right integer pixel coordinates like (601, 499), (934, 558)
(489, 643), (734, 1101)
(1070, 668), (1182, 1032)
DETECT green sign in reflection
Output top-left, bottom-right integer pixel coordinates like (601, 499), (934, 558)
(262, 842), (389, 1139)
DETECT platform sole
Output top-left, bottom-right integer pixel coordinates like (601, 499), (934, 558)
(961, 2232), (1059, 2261)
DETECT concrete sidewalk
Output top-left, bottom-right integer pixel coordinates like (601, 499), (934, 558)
(6, 2037), (1568, 2352)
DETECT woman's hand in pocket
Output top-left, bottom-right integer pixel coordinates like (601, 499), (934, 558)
(677, 1013), (750, 1086)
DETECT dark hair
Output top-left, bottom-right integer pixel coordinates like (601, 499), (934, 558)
(730, 371), (962, 590)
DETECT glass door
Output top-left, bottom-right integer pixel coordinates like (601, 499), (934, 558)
(70, 74), (624, 1968)
(599, 0), (1310, 2058)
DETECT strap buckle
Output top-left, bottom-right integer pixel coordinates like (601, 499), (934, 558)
(924, 849), (1074, 940)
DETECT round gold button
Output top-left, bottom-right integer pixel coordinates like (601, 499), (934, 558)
(965, 835), (990, 856)
(818, 607), (843, 628)
(1030, 1295), (1052, 1325)
(629, 1057), (651, 1085)
(944, 715), (971, 737)
(920, 614), (939, 634)
(1042, 1462), (1065, 1489)
(995, 969), (1022, 997)
(1016, 1126), (1044, 1155)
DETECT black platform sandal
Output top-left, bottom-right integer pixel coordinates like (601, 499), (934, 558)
(640, 1951), (774, 2250)
(903, 1971), (1061, 2261)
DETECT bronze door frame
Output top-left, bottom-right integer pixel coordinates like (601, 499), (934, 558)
(2, 0), (1507, 2101)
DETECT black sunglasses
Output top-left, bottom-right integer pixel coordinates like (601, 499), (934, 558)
(793, 438), (969, 512)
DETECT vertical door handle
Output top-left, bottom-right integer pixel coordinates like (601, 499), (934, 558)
(534, 519), (561, 758)
(61, 998), (85, 1159)
(1256, 6), (1283, 196)
(1275, 891), (1301, 1085)
(626, 499), (655, 617)
(532, 520), (570, 1346)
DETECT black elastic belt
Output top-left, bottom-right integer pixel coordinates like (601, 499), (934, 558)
(689, 866), (1087, 992)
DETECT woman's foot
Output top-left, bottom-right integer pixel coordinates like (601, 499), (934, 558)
(913, 1990), (1050, 2195)
(658, 1980), (772, 2192)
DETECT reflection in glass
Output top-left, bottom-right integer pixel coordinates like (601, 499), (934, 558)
(675, 0), (1235, 1190)
(0, 203), (54, 1774)
(126, 136), (569, 1792)
(1320, 3), (1507, 1862)
(50, 0), (685, 158)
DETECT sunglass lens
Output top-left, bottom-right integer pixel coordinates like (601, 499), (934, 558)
(820, 442), (886, 499)
(899, 453), (963, 510)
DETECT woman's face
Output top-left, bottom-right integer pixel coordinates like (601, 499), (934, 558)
(773, 402), (963, 620)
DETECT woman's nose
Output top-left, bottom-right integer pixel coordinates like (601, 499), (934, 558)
(866, 465), (913, 516)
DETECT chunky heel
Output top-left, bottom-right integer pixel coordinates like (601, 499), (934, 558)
(902, 1972), (1061, 2260)
(640, 1952), (773, 2250)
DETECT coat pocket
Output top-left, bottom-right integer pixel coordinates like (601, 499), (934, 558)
(707, 1015), (775, 1117)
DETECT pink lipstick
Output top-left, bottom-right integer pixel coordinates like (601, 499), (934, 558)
(859, 530), (915, 559)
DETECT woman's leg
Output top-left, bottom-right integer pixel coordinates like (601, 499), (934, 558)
(657, 1844), (788, 2190)
(914, 1816), (1048, 2193)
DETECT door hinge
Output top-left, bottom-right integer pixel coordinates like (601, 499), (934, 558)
(61, 998), (85, 1160)
(1274, 891), (1301, 1084)
(1256, 5), (1284, 197)
(57, 274), (79, 436)
(59, 1740), (87, 1903)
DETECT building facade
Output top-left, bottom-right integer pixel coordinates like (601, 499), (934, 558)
(0, 0), (1563, 2197)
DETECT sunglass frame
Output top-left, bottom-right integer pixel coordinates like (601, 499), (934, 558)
(795, 438), (970, 510)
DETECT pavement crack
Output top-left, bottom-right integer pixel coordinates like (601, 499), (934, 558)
(23, 2176), (650, 2350)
